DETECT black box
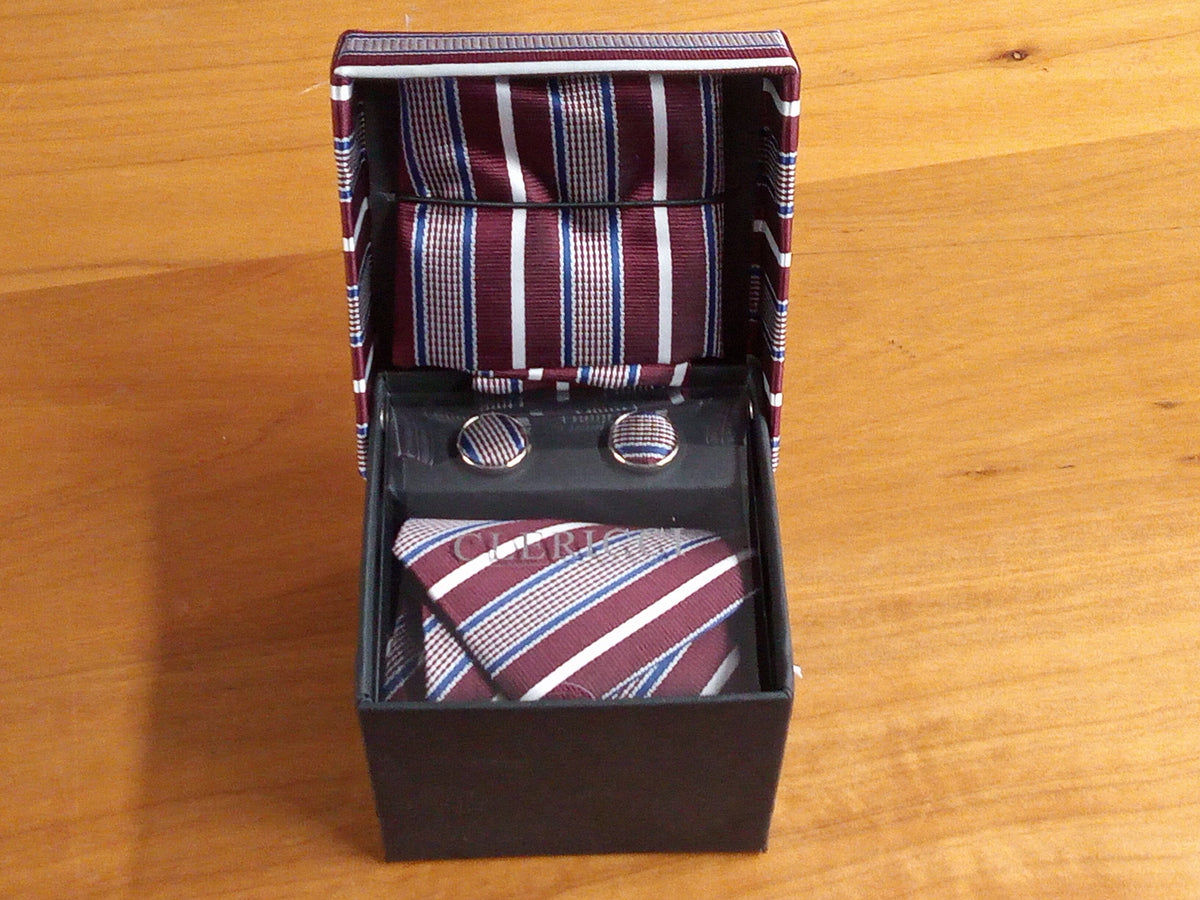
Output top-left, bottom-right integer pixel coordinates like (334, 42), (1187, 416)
(331, 30), (800, 860)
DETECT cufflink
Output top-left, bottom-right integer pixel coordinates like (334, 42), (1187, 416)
(457, 413), (530, 471)
(608, 411), (679, 469)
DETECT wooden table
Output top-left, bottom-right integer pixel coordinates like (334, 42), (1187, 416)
(2, 3), (1197, 897)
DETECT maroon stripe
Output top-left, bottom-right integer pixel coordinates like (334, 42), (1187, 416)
(510, 77), (558, 204)
(456, 77), (510, 201)
(612, 76), (655, 202)
(522, 207), (564, 365)
(472, 207), (515, 366)
(667, 205), (710, 361)
(663, 75), (707, 200)
(614, 207), (660, 362)
(391, 202), (417, 366)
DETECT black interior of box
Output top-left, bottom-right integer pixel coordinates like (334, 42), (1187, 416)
(357, 365), (790, 704)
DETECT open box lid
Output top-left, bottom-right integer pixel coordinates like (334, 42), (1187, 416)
(331, 32), (798, 475)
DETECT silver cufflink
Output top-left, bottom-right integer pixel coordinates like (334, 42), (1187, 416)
(608, 411), (679, 469)
(457, 413), (530, 471)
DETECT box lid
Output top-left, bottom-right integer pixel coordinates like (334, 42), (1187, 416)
(331, 32), (798, 474)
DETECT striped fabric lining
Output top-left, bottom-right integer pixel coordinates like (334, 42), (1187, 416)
(331, 33), (798, 473)
(391, 74), (723, 375)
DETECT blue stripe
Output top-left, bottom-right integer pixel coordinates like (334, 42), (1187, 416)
(633, 644), (687, 698)
(549, 79), (574, 365)
(498, 414), (525, 448)
(600, 76), (619, 201)
(430, 653), (475, 700)
(549, 78), (570, 201)
(625, 661), (660, 698)
(560, 210), (573, 364)
(402, 520), (488, 567)
(627, 364), (640, 387)
(704, 204), (719, 357)
(412, 205), (428, 365)
(701, 75), (716, 197)
(461, 206), (476, 369)
(461, 434), (483, 465)
(608, 206), (622, 364)
(485, 535), (715, 675)
(442, 78), (474, 200)
(442, 79), (477, 370)
(617, 443), (675, 457)
(382, 658), (420, 696)
(601, 76), (623, 363)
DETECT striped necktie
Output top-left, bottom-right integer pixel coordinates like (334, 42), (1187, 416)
(383, 518), (758, 702)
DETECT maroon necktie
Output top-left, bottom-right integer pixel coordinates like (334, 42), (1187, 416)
(383, 518), (758, 702)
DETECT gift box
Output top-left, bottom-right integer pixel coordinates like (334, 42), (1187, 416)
(330, 30), (799, 860)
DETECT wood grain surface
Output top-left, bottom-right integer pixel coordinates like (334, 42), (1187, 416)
(2, 2), (1198, 897)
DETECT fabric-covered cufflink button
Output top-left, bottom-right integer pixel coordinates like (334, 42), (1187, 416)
(457, 413), (530, 471)
(608, 411), (679, 469)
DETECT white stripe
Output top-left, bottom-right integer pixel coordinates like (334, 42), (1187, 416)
(343, 198), (370, 253)
(650, 74), (672, 364)
(335, 57), (799, 80)
(330, 82), (352, 101)
(762, 371), (783, 407)
(700, 647), (741, 696)
(528, 367), (544, 380)
(761, 78), (799, 117)
(496, 78), (528, 370)
(353, 344), (376, 395)
(753, 219), (791, 267)
(653, 206), (672, 363)
(521, 550), (752, 701)
(670, 361), (688, 386)
(426, 522), (590, 601)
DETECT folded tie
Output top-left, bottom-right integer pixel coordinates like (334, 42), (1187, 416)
(383, 518), (758, 702)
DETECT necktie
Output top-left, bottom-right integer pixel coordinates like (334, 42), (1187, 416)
(383, 518), (758, 702)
